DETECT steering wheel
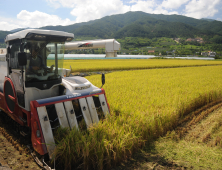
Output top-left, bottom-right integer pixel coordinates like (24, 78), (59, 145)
(36, 68), (45, 76)
(42, 65), (54, 75)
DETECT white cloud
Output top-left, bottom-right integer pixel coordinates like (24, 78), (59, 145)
(45, 0), (182, 24)
(130, 0), (156, 13)
(70, 0), (130, 23)
(0, 17), (22, 31)
(45, 0), (131, 23)
(46, 0), (86, 8)
(46, 0), (62, 9)
(0, 21), (21, 31)
(130, 0), (178, 15)
(129, 0), (138, 3)
(17, 10), (74, 28)
(184, 0), (221, 19)
(0, 10), (75, 31)
(161, 0), (190, 9)
(153, 6), (178, 15)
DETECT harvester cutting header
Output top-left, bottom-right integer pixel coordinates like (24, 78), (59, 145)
(0, 29), (111, 161)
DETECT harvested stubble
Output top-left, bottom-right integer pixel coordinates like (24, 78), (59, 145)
(63, 59), (222, 72)
(54, 65), (222, 170)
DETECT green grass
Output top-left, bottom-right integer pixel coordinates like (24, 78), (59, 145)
(155, 139), (222, 169)
(153, 106), (222, 169)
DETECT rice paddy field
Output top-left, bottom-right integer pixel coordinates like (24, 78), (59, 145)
(55, 59), (222, 170)
(63, 59), (222, 72)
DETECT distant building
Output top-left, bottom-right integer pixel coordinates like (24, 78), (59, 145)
(148, 50), (155, 53)
(186, 38), (195, 42)
(186, 37), (204, 43)
(208, 51), (216, 57)
(201, 52), (208, 56)
(201, 51), (216, 57)
(196, 37), (203, 41)
(174, 38), (180, 43)
(196, 37), (204, 43)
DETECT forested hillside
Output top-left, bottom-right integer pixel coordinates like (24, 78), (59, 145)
(40, 11), (221, 39)
(114, 19), (210, 38)
(0, 31), (10, 43)
(0, 11), (222, 43)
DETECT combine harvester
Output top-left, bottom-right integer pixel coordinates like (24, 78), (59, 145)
(0, 29), (120, 168)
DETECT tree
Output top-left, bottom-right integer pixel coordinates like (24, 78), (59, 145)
(161, 51), (167, 55)
(211, 36), (222, 44)
(212, 44), (222, 56)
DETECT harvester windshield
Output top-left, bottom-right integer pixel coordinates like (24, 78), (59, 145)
(24, 40), (65, 82)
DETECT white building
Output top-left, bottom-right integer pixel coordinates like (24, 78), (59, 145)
(208, 51), (216, 57)
(201, 52), (208, 56)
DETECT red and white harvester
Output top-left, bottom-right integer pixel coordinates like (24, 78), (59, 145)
(0, 29), (116, 161)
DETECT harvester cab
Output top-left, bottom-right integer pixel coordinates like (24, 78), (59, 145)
(0, 29), (110, 159)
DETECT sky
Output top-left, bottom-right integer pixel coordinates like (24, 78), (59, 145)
(0, 0), (222, 31)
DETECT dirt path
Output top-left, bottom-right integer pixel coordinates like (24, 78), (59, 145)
(0, 130), (42, 170)
(0, 152), (11, 170)
(110, 151), (187, 170)
(0, 119), (42, 170)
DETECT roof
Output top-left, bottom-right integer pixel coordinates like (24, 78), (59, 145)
(148, 50), (155, 52)
(5, 29), (74, 42)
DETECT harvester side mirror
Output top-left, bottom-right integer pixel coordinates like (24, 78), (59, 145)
(102, 73), (105, 85)
(18, 52), (27, 66)
(101, 73), (105, 88)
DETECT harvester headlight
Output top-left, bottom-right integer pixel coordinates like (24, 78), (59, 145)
(75, 85), (91, 90)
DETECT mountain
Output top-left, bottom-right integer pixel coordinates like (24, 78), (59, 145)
(201, 18), (215, 22)
(1, 11), (222, 43)
(10, 27), (30, 33)
(0, 31), (11, 43)
(114, 19), (207, 38)
(135, 12), (222, 35)
(38, 11), (222, 39)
